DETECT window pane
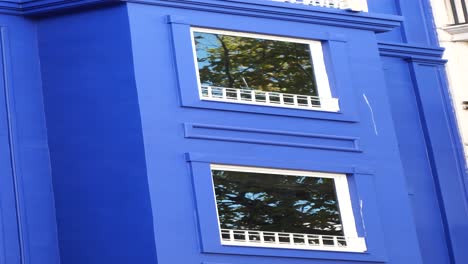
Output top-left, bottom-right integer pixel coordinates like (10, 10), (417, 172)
(194, 31), (319, 96)
(212, 170), (344, 236)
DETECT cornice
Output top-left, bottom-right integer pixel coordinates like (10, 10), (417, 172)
(2, 0), (402, 34)
(378, 41), (447, 65)
(21, 0), (115, 15)
(0, 0), (22, 15)
(125, 0), (403, 33)
(0, 0), (113, 15)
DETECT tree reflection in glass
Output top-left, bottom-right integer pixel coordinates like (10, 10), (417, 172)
(212, 170), (344, 236)
(194, 31), (319, 97)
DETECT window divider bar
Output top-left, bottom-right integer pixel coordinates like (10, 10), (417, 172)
(461, 0), (468, 24)
(208, 86), (212, 98)
(449, 0), (459, 24)
(333, 236), (339, 247)
(251, 90), (256, 102)
(222, 87), (227, 99)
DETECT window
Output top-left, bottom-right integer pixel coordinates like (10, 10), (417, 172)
(191, 28), (339, 112)
(210, 164), (366, 252)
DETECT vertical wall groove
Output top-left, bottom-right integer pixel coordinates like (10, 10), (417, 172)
(0, 26), (25, 264)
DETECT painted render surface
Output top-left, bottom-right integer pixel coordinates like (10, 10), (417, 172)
(0, 14), (60, 264)
(429, 0), (468, 162)
(0, 1), (466, 264)
(38, 6), (158, 264)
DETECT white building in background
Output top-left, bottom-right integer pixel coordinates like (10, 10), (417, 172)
(430, 0), (468, 161)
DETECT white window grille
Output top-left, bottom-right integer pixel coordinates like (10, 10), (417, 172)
(220, 229), (367, 252)
(445, 0), (468, 24)
(200, 86), (340, 112)
(271, 0), (368, 12)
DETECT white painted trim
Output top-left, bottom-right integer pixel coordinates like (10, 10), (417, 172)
(444, 24), (468, 41)
(221, 240), (365, 252)
(211, 164), (342, 178)
(220, 229), (367, 252)
(209, 164), (366, 252)
(309, 41), (333, 104)
(190, 27), (339, 112)
(346, 0), (368, 12)
(200, 86), (340, 112)
(190, 28), (204, 100)
(192, 27), (322, 44)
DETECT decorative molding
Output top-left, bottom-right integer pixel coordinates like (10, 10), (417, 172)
(0, 0), (111, 15)
(378, 42), (447, 64)
(21, 0), (114, 15)
(184, 123), (362, 152)
(0, 0), (404, 27)
(185, 152), (374, 175)
(130, 0), (402, 33)
(0, 0), (21, 14)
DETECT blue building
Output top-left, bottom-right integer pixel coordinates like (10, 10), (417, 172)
(0, 0), (467, 263)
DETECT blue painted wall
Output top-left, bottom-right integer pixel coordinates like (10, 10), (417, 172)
(0, 0), (464, 263)
(125, 2), (433, 263)
(37, 5), (157, 264)
(0, 14), (60, 264)
(382, 56), (451, 264)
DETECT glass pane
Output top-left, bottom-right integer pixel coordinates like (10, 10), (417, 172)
(212, 170), (344, 236)
(194, 31), (319, 97)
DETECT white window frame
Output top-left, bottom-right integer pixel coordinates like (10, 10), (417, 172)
(209, 164), (366, 252)
(190, 28), (339, 112)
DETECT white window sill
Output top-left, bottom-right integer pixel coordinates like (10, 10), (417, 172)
(444, 24), (468, 41)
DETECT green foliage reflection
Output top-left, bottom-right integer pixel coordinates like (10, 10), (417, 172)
(195, 32), (318, 96)
(212, 170), (344, 236)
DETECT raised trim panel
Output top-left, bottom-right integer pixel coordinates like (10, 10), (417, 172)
(170, 14), (361, 122)
(184, 123), (362, 152)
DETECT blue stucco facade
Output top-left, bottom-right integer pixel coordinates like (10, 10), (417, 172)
(0, 0), (467, 264)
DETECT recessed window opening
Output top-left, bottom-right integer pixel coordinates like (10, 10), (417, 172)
(210, 164), (366, 252)
(191, 28), (339, 112)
